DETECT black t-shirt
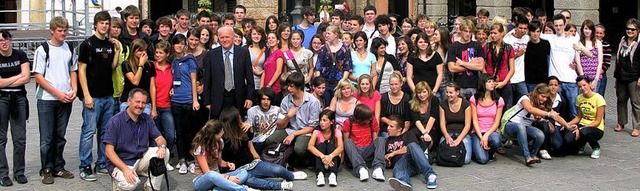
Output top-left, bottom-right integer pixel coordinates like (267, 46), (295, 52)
(380, 92), (411, 133)
(441, 99), (470, 134)
(524, 39), (551, 84)
(409, 97), (440, 136)
(221, 131), (255, 167)
(0, 49), (29, 93)
(77, 35), (115, 99)
(446, 41), (486, 88)
(120, 61), (156, 102)
(385, 132), (418, 168)
(407, 53), (443, 90)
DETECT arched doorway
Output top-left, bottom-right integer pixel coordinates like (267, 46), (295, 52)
(388, 0), (409, 21)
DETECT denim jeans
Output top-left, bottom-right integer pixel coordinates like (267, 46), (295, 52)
(538, 122), (563, 151)
(392, 142), (436, 186)
(37, 100), (72, 172)
(470, 132), (502, 164)
(79, 96), (114, 170)
(504, 122), (545, 160)
(511, 82), (529, 104)
(0, 93), (28, 177)
(526, 83), (538, 93)
(343, 137), (386, 175)
(120, 102), (151, 115)
(193, 169), (250, 191)
(113, 97), (121, 114)
(596, 74), (607, 96)
(460, 88), (476, 100)
(563, 125), (604, 153)
(497, 84), (513, 110)
(243, 169), (283, 190)
(559, 82), (579, 119)
(172, 103), (197, 161)
(248, 160), (294, 181)
(439, 132), (472, 164)
(153, 107), (175, 149)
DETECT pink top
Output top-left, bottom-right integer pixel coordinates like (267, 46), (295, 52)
(355, 91), (381, 112)
(470, 96), (505, 133)
(313, 129), (343, 144)
(263, 50), (285, 93)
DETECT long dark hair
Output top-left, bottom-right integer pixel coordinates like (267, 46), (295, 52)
(315, 109), (337, 144)
(475, 73), (500, 102)
(219, 107), (248, 151)
(191, 120), (224, 165)
(580, 19), (596, 47)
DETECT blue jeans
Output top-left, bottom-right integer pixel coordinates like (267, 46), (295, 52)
(504, 122), (545, 160)
(119, 102), (151, 115)
(511, 82), (529, 104)
(526, 83), (538, 92)
(392, 142), (436, 186)
(559, 82), (578, 119)
(497, 84), (513, 110)
(0, 93), (28, 177)
(538, 122), (563, 151)
(439, 132), (472, 164)
(79, 96), (114, 170)
(37, 100), (72, 172)
(153, 107), (175, 148)
(193, 169), (250, 191)
(596, 74), (607, 96)
(244, 167), (283, 190)
(248, 161), (294, 181)
(470, 132), (502, 164)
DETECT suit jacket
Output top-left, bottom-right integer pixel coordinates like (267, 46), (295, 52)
(202, 45), (255, 115)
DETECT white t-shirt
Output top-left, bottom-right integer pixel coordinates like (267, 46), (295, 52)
(32, 41), (77, 101)
(540, 34), (580, 83)
(245, 106), (285, 143)
(509, 96), (540, 127)
(503, 33), (530, 83)
(367, 33), (396, 55)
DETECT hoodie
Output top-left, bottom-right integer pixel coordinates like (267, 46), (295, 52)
(170, 54), (198, 104)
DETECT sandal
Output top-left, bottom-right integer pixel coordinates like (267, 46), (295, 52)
(615, 124), (624, 132)
(496, 147), (507, 155)
(525, 158), (536, 166)
(532, 157), (541, 163)
(632, 129), (639, 137)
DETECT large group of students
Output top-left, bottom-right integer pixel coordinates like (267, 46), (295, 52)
(0, 3), (638, 191)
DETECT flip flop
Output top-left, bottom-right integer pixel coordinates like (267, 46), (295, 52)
(615, 125), (624, 132)
(632, 129), (639, 137)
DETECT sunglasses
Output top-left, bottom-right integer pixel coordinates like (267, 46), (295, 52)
(627, 28), (638, 31)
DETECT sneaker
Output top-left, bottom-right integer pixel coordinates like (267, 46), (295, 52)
(247, 188), (261, 191)
(328, 172), (337, 187)
(388, 178), (411, 191)
(41, 169), (54, 184)
(539, 150), (552, 160)
(591, 148), (601, 159)
(95, 165), (109, 175)
(280, 180), (293, 190)
(54, 169), (74, 179)
(13, 175), (27, 184)
(79, 166), (97, 181)
(579, 145), (585, 154)
(358, 167), (369, 181)
(424, 149), (429, 160)
(0, 176), (13, 187)
(316, 172), (325, 187)
(371, 168), (385, 181)
(427, 174), (438, 189)
(292, 171), (307, 180)
(188, 163), (196, 174)
(504, 140), (513, 148)
(178, 162), (188, 174)
(166, 163), (175, 171)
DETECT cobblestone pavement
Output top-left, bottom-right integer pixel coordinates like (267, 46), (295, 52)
(2, 70), (640, 190)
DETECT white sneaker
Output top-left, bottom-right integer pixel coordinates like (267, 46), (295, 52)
(424, 149), (429, 160)
(358, 167), (369, 181)
(371, 168), (385, 181)
(178, 163), (188, 174)
(247, 188), (261, 191)
(539, 150), (552, 160)
(165, 163), (175, 171)
(591, 148), (601, 159)
(389, 177), (412, 191)
(188, 163), (196, 174)
(316, 172), (325, 186)
(280, 180), (293, 190)
(292, 171), (307, 180)
(328, 172), (337, 187)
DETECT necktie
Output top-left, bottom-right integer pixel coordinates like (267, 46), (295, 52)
(224, 50), (233, 91)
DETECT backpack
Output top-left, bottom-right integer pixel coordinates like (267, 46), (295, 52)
(36, 41), (75, 95)
(499, 106), (525, 140)
(261, 142), (293, 168)
(436, 136), (466, 167)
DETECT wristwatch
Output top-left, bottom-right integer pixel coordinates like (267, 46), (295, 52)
(159, 144), (166, 148)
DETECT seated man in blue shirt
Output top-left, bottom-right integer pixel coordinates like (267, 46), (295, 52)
(104, 88), (169, 191)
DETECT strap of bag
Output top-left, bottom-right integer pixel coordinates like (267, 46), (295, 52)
(148, 158), (170, 191)
(285, 50), (303, 74)
(376, 56), (388, 90)
(253, 48), (265, 68)
(326, 45), (343, 73)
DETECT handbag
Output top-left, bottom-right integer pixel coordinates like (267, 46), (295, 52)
(261, 143), (293, 168)
(148, 157), (169, 190)
(436, 136), (466, 167)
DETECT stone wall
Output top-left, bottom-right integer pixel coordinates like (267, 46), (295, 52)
(476, 0), (512, 22)
(554, 0), (599, 26)
(239, 0), (279, 27)
(424, 0), (447, 24)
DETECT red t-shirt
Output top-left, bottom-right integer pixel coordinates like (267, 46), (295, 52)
(154, 61), (172, 108)
(483, 43), (515, 83)
(354, 91), (381, 113)
(342, 117), (380, 147)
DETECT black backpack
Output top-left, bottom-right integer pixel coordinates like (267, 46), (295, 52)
(261, 142), (293, 168)
(436, 136), (466, 167)
(35, 41), (75, 95)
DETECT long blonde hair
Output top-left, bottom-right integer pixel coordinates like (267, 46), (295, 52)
(409, 81), (433, 112)
(334, 79), (354, 99)
(127, 39), (148, 73)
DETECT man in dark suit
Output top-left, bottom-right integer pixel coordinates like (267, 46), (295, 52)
(203, 26), (254, 119)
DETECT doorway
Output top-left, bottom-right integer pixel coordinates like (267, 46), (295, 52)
(150, 0), (182, 21)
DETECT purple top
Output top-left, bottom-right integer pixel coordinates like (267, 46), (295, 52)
(104, 111), (161, 174)
(580, 48), (600, 80)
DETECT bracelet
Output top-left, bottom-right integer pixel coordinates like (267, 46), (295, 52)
(329, 154), (334, 158)
(545, 112), (550, 118)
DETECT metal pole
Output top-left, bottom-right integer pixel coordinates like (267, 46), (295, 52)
(51, 0), (55, 19)
(61, 0), (66, 18)
(85, 0), (90, 35)
(72, 0), (77, 35)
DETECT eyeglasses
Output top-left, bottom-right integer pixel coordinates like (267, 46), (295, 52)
(0, 38), (10, 44)
(565, 17), (571, 19)
(627, 28), (638, 31)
